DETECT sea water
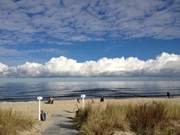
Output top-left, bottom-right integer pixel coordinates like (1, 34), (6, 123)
(0, 77), (180, 101)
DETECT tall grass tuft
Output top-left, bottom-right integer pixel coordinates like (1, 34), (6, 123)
(0, 108), (36, 135)
(126, 102), (169, 135)
(74, 100), (180, 135)
(74, 104), (92, 129)
(74, 104), (129, 135)
(126, 101), (180, 135)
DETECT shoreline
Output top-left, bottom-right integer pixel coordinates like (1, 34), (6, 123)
(0, 94), (180, 102)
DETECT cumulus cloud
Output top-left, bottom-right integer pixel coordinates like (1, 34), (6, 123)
(0, 63), (9, 76)
(1, 52), (180, 77)
(0, 0), (180, 45)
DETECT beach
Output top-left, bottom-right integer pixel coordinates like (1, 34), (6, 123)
(0, 97), (179, 135)
(0, 99), (78, 135)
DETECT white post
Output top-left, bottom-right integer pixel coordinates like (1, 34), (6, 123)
(82, 97), (84, 109)
(37, 96), (43, 121)
(81, 94), (86, 109)
(38, 99), (40, 120)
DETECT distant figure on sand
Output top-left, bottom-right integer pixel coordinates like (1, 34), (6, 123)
(77, 98), (80, 103)
(167, 92), (170, 98)
(100, 96), (104, 102)
(47, 97), (54, 104)
(74, 98), (81, 115)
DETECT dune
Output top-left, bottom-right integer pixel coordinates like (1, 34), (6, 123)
(0, 97), (179, 135)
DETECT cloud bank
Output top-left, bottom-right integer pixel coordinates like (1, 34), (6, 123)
(0, 0), (180, 45)
(0, 52), (180, 77)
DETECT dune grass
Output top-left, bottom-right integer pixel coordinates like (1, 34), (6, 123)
(126, 101), (180, 135)
(0, 108), (36, 135)
(74, 100), (180, 135)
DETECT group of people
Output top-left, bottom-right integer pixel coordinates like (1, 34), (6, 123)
(46, 96), (54, 104)
(77, 96), (105, 103)
(75, 96), (105, 115)
(41, 92), (172, 121)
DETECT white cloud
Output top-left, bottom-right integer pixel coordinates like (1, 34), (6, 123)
(0, 63), (9, 76)
(16, 62), (45, 77)
(0, 0), (179, 45)
(1, 52), (180, 77)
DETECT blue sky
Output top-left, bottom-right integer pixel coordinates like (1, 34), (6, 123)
(0, 0), (180, 77)
(0, 0), (180, 64)
(0, 38), (180, 65)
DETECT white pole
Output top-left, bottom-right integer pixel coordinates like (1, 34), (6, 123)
(37, 96), (43, 121)
(82, 97), (84, 109)
(81, 94), (86, 109)
(38, 99), (41, 121)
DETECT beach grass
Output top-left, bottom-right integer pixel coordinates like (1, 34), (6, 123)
(0, 108), (36, 135)
(74, 100), (180, 135)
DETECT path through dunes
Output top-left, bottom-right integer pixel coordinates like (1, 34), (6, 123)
(42, 109), (78, 135)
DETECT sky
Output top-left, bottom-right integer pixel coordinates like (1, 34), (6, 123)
(0, 0), (180, 77)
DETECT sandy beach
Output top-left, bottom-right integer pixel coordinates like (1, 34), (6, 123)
(0, 97), (179, 135)
(0, 99), (78, 135)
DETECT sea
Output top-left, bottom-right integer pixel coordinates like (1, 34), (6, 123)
(0, 77), (180, 101)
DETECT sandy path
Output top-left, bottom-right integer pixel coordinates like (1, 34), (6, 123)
(0, 100), (79, 135)
(42, 109), (78, 135)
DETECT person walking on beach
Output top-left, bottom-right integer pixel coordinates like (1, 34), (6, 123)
(100, 96), (104, 102)
(167, 92), (170, 98)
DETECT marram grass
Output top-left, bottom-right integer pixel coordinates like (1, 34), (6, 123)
(74, 100), (180, 135)
(0, 108), (36, 135)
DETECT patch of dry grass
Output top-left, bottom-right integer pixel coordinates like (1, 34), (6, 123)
(127, 102), (171, 135)
(74, 100), (180, 135)
(74, 103), (129, 135)
(0, 108), (36, 135)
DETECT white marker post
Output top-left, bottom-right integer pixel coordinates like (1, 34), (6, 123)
(81, 94), (86, 109)
(37, 96), (43, 121)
